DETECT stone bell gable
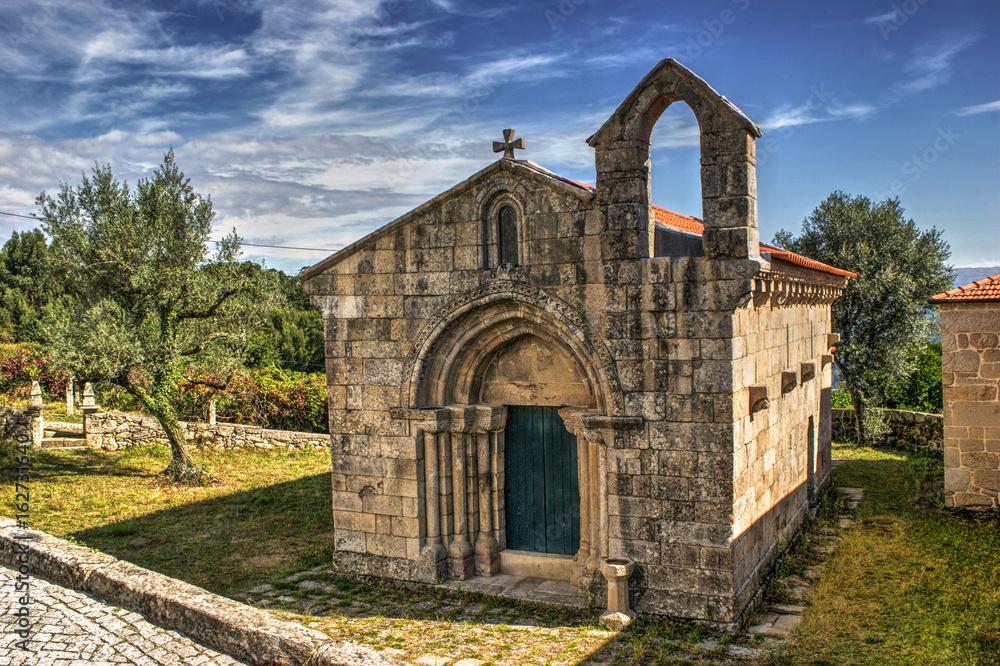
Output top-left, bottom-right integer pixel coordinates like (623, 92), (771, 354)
(302, 59), (853, 629)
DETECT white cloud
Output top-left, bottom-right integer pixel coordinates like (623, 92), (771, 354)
(885, 33), (981, 103)
(863, 10), (900, 25)
(953, 100), (1000, 117)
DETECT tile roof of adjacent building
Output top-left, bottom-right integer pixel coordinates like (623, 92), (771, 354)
(929, 272), (1000, 303)
(650, 205), (857, 279)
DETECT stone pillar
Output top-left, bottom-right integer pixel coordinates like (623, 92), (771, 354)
(65, 376), (74, 415)
(448, 427), (475, 579)
(82, 382), (99, 446)
(558, 408), (591, 586)
(600, 558), (636, 630)
(208, 400), (217, 426)
(27, 381), (43, 448)
(472, 406), (504, 576)
(419, 424), (447, 582)
(474, 430), (500, 575)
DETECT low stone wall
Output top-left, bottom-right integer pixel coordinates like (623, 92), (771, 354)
(0, 518), (403, 666)
(831, 407), (943, 450)
(84, 411), (330, 451)
(0, 406), (32, 441)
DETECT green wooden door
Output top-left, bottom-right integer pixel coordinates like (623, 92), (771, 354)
(504, 406), (580, 555)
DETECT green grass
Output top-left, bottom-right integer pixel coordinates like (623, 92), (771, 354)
(783, 442), (1000, 666)
(3, 439), (998, 664)
(0, 442), (336, 595)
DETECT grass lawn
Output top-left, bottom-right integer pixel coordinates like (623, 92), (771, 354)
(0, 442), (336, 596)
(2, 439), (999, 664)
(779, 442), (1000, 666)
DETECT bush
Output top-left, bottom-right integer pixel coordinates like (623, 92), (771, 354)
(884, 342), (942, 413)
(831, 389), (853, 409)
(0, 343), (69, 401)
(173, 366), (328, 433)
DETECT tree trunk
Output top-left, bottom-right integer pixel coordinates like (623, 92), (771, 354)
(848, 385), (867, 446)
(126, 380), (207, 484)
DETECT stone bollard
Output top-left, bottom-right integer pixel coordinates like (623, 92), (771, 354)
(82, 383), (98, 444)
(27, 381), (44, 447)
(600, 557), (636, 630)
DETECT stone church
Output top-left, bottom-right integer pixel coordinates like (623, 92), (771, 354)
(301, 60), (854, 627)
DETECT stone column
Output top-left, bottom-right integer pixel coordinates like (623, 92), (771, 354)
(27, 381), (43, 448)
(418, 424), (448, 582)
(65, 376), (74, 415)
(558, 408), (590, 586)
(474, 430), (500, 575)
(82, 383), (99, 447)
(208, 400), (217, 426)
(448, 425), (475, 579)
(472, 406), (504, 576)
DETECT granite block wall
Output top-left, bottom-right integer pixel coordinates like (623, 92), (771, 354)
(940, 302), (1000, 509)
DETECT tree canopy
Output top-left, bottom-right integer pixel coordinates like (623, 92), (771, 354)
(0, 228), (73, 343)
(774, 191), (952, 442)
(36, 150), (286, 482)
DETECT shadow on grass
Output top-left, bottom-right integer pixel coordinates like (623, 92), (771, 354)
(30, 447), (162, 479)
(71, 470), (335, 597)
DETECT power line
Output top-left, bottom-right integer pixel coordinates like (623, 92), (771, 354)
(213, 240), (339, 252)
(0, 211), (36, 220)
(0, 210), (338, 252)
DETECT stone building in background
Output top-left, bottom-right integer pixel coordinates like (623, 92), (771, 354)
(301, 60), (853, 628)
(930, 273), (1000, 509)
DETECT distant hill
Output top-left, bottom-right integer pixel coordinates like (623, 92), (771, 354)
(952, 266), (1000, 289)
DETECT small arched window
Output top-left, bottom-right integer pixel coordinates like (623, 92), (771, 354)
(497, 205), (518, 266)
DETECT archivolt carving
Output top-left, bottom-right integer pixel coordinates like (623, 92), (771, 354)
(401, 280), (624, 415)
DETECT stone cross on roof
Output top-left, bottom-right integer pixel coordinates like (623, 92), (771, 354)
(493, 129), (525, 160)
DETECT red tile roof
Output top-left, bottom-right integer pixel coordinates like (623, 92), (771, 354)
(929, 272), (1000, 303)
(544, 169), (855, 280)
(651, 205), (857, 279)
(653, 206), (705, 235)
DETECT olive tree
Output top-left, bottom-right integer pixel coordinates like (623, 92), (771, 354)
(774, 191), (952, 444)
(37, 150), (283, 482)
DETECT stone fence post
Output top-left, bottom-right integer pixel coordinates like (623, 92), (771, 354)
(82, 383), (99, 445)
(27, 381), (43, 447)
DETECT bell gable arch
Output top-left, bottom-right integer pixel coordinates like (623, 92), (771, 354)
(587, 58), (763, 261)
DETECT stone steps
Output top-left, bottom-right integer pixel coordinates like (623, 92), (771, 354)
(39, 435), (86, 449)
(746, 484), (866, 639)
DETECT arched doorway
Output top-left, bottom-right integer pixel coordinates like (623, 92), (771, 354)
(398, 284), (621, 586)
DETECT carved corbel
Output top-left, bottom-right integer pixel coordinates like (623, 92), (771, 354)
(781, 371), (798, 395)
(749, 386), (770, 415)
(800, 362), (816, 383)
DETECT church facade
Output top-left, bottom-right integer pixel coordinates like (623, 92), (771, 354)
(301, 60), (853, 627)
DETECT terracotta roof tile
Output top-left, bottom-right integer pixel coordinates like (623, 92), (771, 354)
(650, 205), (856, 279)
(929, 272), (1000, 303)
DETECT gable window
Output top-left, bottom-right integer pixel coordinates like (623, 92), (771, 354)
(498, 204), (518, 266)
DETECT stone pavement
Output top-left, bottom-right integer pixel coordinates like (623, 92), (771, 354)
(0, 565), (245, 665)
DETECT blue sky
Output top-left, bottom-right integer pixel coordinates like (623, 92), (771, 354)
(1, 0), (997, 275)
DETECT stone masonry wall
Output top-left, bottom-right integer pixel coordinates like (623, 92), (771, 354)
(830, 408), (943, 450)
(84, 411), (330, 451)
(730, 300), (832, 617)
(304, 61), (844, 628)
(940, 302), (1000, 509)
(309, 165), (595, 583)
(0, 406), (33, 441)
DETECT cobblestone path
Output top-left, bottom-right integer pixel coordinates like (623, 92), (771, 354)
(0, 565), (245, 665)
